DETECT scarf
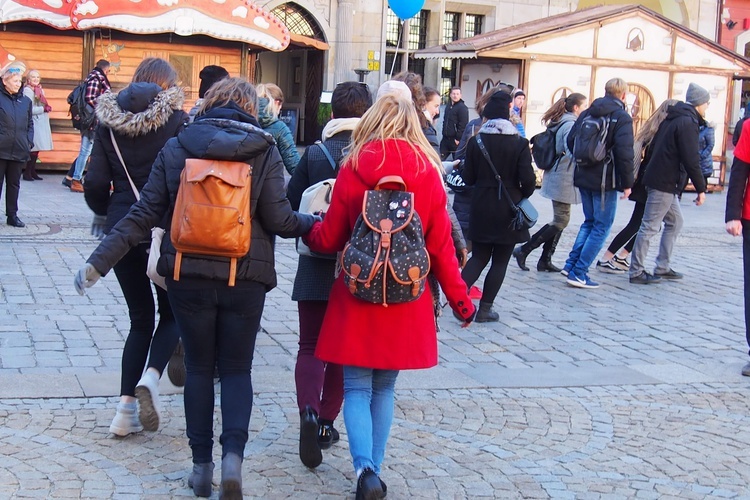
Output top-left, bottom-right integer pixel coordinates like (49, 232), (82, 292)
(30, 84), (51, 113)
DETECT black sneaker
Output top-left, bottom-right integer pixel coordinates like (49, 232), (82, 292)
(596, 259), (625, 274)
(629, 272), (661, 284)
(654, 269), (683, 280)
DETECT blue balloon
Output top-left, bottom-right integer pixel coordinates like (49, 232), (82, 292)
(388, 0), (425, 20)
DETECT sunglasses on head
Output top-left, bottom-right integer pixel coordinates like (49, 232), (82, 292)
(6, 67), (21, 74)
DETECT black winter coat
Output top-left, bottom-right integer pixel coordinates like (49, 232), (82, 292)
(642, 101), (707, 194)
(84, 83), (188, 232)
(87, 103), (316, 291)
(568, 95), (634, 193)
(462, 120), (536, 244)
(0, 85), (33, 162)
(287, 129), (353, 302)
(442, 99), (468, 141)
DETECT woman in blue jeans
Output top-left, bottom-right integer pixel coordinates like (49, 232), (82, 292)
(75, 77), (316, 499)
(303, 89), (476, 499)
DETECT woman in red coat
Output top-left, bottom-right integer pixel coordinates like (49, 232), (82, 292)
(303, 92), (476, 499)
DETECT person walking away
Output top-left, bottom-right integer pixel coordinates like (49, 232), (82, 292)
(440, 86), (468, 159)
(74, 77), (316, 499)
(699, 121), (715, 187)
(189, 65), (229, 122)
(725, 117), (750, 376)
(302, 92), (476, 499)
(71, 59), (111, 193)
(83, 58), (189, 436)
(629, 83), (708, 284)
(257, 83), (300, 175)
(562, 77), (634, 289)
(460, 90), (536, 322)
(0, 62), (32, 227)
(286, 81), (372, 469)
(510, 89), (527, 137)
(22, 69), (52, 181)
(597, 99), (679, 274)
(513, 93), (587, 272)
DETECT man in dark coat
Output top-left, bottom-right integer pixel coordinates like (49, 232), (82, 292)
(440, 86), (468, 160)
(629, 83), (708, 284)
(562, 77), (634, 288)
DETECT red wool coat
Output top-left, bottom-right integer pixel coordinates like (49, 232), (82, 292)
(303, 139), (475, 370)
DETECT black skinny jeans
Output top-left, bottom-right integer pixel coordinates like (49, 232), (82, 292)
(743, 221), (750, 357)
(461, 243), (514, 305)
(112, 242), (179, 397)
(606, 201), (646, 255)
(0, 159), (23, 218)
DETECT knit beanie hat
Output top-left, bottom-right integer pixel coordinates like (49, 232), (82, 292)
(376, 80), (412, 101)
(686, 83), (710, 107)
(482, 91), (513, 120)
(198, 65), (229, 98)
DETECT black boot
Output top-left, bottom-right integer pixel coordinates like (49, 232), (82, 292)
(537, 229), (562, 272)
(513, 224), (551, 271)
(475, 302), (499, 323)
(219, 452), (243, 500)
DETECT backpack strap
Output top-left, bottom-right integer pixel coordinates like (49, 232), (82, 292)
(475, 134), (517, 210)
(315, 140), (337, 173)
(110, 129), (140, 202)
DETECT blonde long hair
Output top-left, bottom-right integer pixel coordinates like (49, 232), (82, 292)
(345, 93), (442, 174)
(633, 99), (678, 176)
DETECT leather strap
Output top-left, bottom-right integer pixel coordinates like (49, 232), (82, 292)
(110, 128), (140, 202)
(475, 134), (518, 211)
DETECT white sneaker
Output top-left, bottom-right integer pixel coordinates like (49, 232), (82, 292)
(109, 403), (143, 436)
(135, 372), (161, 432)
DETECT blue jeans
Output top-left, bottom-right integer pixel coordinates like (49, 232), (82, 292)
(565, 188), (618, 278)
(167, 281), (265, 463)
(343, 366), (399, 475)
(73, 131), (94, 181)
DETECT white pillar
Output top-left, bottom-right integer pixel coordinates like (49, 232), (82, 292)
(334, 0), (355, 84)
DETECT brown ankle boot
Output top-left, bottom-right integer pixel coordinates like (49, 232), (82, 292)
(70, 180), (84, 193)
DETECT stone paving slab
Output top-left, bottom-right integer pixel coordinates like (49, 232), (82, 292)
(1, 175), (750, 498)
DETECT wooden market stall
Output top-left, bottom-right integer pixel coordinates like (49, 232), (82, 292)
(415, 5), (750, 190)
(0, 0), (290, 169)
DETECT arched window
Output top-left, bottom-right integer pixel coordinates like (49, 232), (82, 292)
(271, 2), (325, 41)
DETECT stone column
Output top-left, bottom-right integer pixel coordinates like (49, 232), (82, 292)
(334, 0), (355, 84)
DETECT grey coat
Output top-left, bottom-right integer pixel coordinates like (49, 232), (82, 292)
(23, 86), (53, 151)
(540, 112), (580, 205)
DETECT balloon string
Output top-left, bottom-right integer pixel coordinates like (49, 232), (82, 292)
(389, 19), (404, 78)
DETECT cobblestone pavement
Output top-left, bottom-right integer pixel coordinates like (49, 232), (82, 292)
(1, 175), (749, 499)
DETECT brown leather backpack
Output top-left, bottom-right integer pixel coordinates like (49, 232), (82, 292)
(170, 159), (252, 286)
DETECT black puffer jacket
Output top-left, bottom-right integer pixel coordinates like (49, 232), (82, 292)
(568, 95), (634, 192)
(442, 99), (468, 141)
(642, 101), (707, 194)
(87, 103), (316, 291)
(0, 85), (33, 162)
(85, 83), (188, 232)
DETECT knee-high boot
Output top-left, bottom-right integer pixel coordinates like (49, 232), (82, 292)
(513, 224), (555, 271)
(537, 228), (562, 272)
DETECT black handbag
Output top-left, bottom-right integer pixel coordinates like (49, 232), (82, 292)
(475, 134), (538, 231)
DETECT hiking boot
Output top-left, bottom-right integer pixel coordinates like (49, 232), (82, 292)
(654, 269), (683, 280)
(596, 259), (625, 274)
(109, 402), (142, 437)
(70, 180), (84, 193)
(629, 272), (661, 285)
(475, 302), (499, 323)
(134, 371), (161, 432)
(188, 462), (214, 498)
(566, 271), (600, 289)
(299, 406), (322, 468)
(220, 452), (243, 500)
(611, 255), (630, 271)
(167, 339), (186, 387)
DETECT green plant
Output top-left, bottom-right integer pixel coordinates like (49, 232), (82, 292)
(317, 102), (332, 127)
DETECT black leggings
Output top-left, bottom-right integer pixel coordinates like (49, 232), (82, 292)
(606, 201), (646, 255)
(461, 242), (514, 305)
(113, 242), (180, 397)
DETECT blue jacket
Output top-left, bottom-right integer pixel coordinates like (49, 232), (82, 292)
(0, 85), (33, 162)
(698, 124), (715, 177)
(258, 97), (300, 174)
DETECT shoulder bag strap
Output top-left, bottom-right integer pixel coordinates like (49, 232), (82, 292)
(475, 134), (516, 208)
(110, 128), (140, 202)
(316, 140), (338, 174)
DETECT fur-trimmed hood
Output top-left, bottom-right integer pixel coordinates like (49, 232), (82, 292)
(96, 83), (185, 137)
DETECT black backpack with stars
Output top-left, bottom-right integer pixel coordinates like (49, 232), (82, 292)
(340, 175), (430, 306)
